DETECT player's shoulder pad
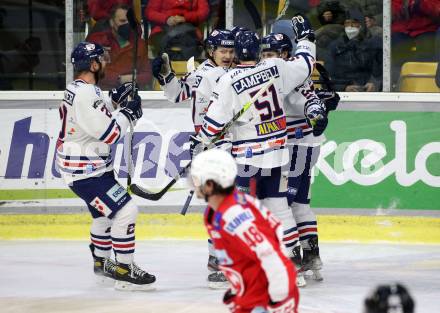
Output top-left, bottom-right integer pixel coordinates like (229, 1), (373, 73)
(72, 83), (101, 106)
(222, 204), (256, 235)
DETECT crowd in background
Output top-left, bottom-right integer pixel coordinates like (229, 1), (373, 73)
(0, 0), (439, 91)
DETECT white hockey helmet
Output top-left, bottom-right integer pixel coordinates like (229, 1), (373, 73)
(190, 149), (237, 189)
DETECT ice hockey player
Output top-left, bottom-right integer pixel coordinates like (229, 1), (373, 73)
(56, 41), (155, 291)
(364, 283), (415, 313)
(151, 29), (235, 133)
(191, 149), (299, 313)
(152, 29), (235, 288)
(260, 31), (327, 285)
(194, 15), (316, 288)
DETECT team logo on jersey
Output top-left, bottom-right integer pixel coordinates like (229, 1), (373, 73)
(193, 75), (203, 88)
(255, 116), (286, 136)
(213, 212), (223, 230)
(106, 184), (127, 203)
(90, 197), (112, 217)
(232, 66), (280, 94)
(86, 164), (94, 174)
(224, 209), (255, 234)
(245, 147), (253, 158)
(93, 99), (104, 109)
(64, 90), (75, 106)
(94, 86), (101, 96)
(287, 187), (298, 196)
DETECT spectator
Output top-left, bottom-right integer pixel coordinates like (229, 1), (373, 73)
(437, 27), (440, 88)
(317, 1), (346, 25)
(86, 4), (151, 90)
(340, 0), (383, 24)
(365, 14), (382, 38)
(315, 1), (346, 63)
(326, 8), (383, 92)
(87, 0), (131, 22)
(144, 0), (209, 59)
(392, 0), (440, 85)
(364, 283), (415, 313)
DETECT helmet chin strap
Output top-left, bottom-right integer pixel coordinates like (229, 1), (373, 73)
(208, 49), (219, 67)
(91, 60), (103, 84)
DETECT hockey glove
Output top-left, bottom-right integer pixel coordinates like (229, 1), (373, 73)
(291, 14), (315, 43)
(152, 53), (175, 86)
(110, 82), (138, 108)
(267, 297), (296, 313)
(315, 89), (340, 113)
(120, 94), (143, 123)
(305, 98), (328, 137)
(189, 134), (207, 159)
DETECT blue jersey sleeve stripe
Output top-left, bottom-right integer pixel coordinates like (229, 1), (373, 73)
(296, 52), (312, 77)
(99, 119), (116, 141)
(204, 116), (224, 128)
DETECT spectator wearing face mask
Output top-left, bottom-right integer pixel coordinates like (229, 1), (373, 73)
(326, 8), (383, 91)
(86, 4), (151, 90)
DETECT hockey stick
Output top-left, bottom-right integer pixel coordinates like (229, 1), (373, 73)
(130, 77), (276, 201)
(125, 6), (140, 189)
(275, 0), (290, 22)
(314, 63), (335, 91)
(314, 63), (340, 112)
(180, 190), (194, 215)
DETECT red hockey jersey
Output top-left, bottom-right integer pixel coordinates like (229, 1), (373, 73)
(204, 190), (299, 313)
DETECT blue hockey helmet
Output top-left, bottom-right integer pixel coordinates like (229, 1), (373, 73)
(205, 29), (235, 50)
(234, 31), (260, 61)
(231, 26), (250, 38)
(261, 33), (293, 55)
(71, 41), (106, 72)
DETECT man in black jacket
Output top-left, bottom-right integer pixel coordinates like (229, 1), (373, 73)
(326, 8), (382, 92)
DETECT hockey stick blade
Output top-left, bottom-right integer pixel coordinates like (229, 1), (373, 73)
(130, 163), (189, 200)
(130, 78), (275, 201)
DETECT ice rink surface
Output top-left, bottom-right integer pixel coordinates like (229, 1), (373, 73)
(1, 240), (439, 313)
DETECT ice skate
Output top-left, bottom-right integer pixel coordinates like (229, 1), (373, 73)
(207, 255), (219, 272)
(89, 244), (117, 285)
(207, 271), (229, 289)
(114, 262), (156, 291)
(302, 237), (323, 282)
(291, 245), (306, 287)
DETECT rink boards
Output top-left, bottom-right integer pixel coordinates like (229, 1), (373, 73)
(0, 93), (439, 242)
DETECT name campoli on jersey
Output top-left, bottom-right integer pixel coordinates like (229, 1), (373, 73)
(224, 208), (255, 234)
(232, 66), (280, 94)
(255, 116), (286, 136)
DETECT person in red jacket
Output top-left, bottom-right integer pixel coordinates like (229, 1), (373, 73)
(87, 0), (132, 22)
(86, 4), (151, 90)
(391, 0), (440, 86)
(191, 149), (299, 313)
(144, 0), (209, 57)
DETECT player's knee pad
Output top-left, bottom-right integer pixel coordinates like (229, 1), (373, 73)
(90, 217), (112, 258)
(111, 200), (138, 263)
